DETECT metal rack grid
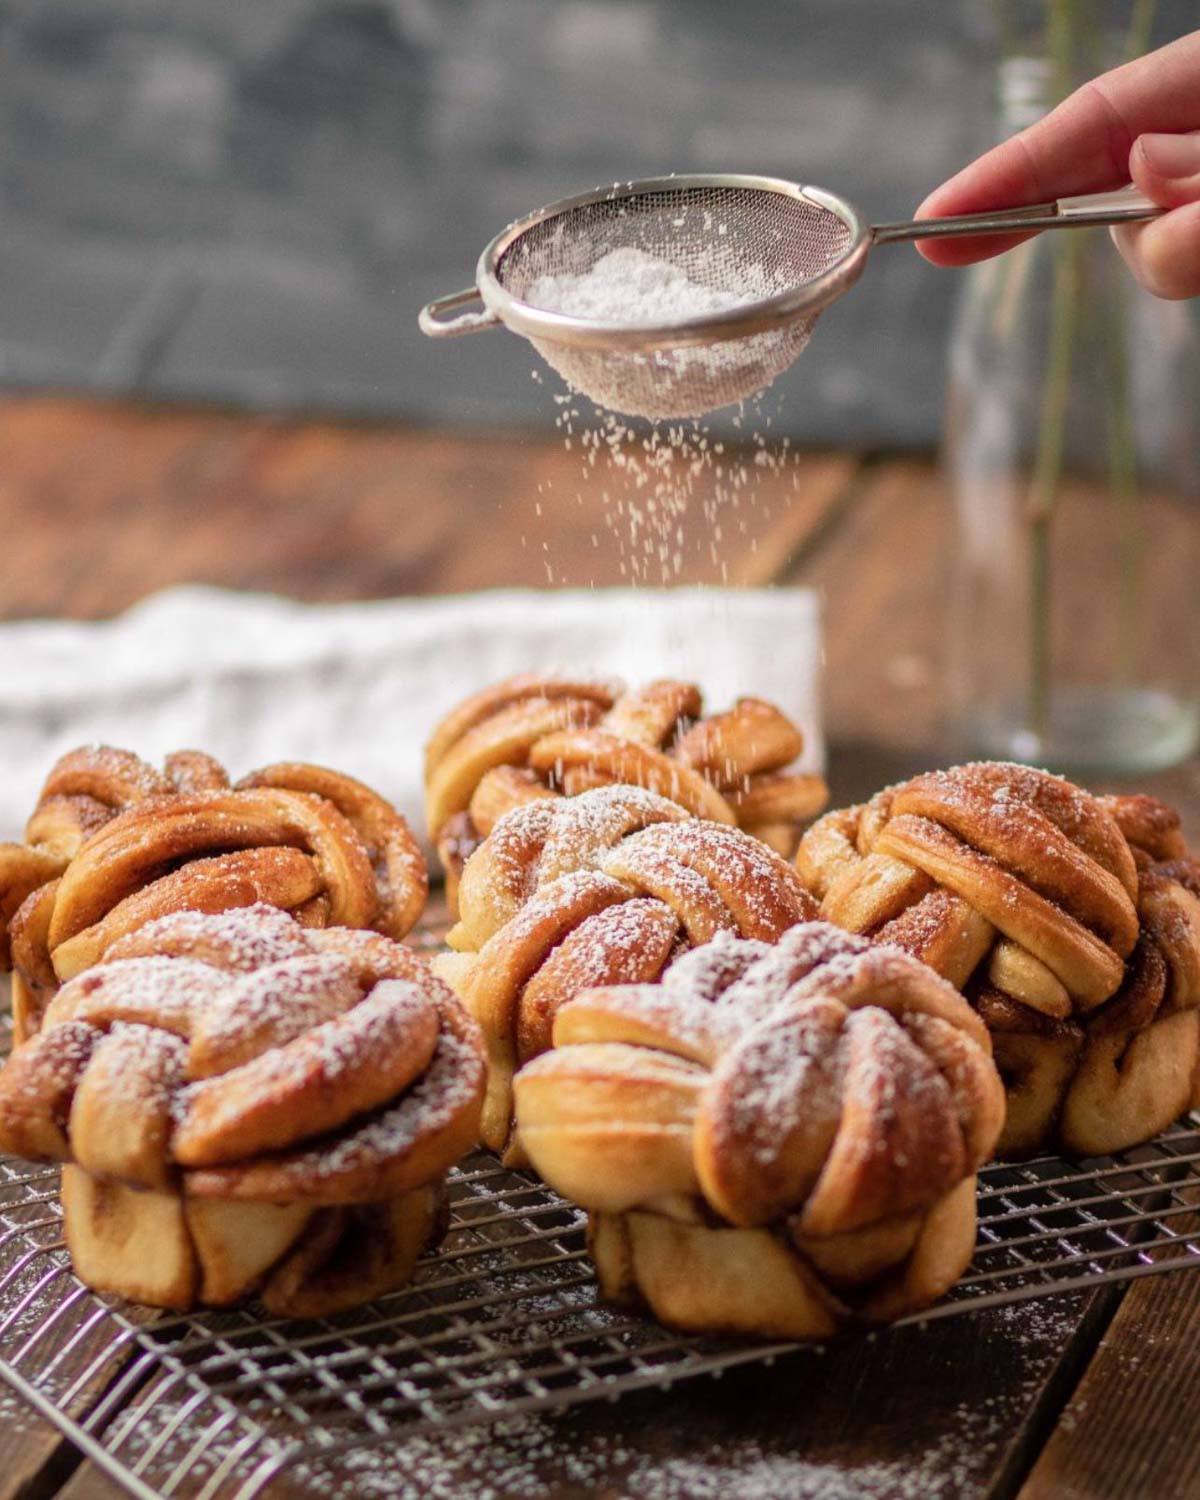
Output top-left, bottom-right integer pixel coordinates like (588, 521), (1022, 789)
(0, 1119), (1198, 1500)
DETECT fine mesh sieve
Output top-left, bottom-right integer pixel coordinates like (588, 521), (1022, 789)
(419, 174), (1160, 420)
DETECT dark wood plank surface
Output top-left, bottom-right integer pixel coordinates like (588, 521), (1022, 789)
(0, 1310), (157, 1500)
(0, 1392), (86, 1500)
(1018, 1187), (1200, 1500)
(1019, 1273), (1200, 1500)
(0, 397), (857, 613)
(0, 396), (1198, 1500)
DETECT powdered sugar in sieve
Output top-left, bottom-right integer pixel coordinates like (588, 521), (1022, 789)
(521, 247), (796, 418)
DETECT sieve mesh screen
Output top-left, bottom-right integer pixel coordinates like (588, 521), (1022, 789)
(494, 185), (852, 418)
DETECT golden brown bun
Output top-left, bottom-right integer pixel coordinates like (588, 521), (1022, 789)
(514, 923), (1003, 1337)
(0, 745), (427, 1039)
(799, 763), (1200, 1158)
(424, 675), (827, 903)
(0, 904), (483, 1314)
(440, 785), (819, 1157)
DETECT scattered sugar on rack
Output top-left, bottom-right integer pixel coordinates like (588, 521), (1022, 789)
(295, 1285), (1083, 1500)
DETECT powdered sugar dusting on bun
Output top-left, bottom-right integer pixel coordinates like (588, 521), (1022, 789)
(0, 904), (485, 1204)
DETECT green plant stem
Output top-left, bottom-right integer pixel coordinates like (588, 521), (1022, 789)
(997, 0), (1157, 752)
(1107, 2), (1157, 684)
(1025, 0), (1082, 743)
(1027, 233), (1082, 740)
(1045, 0), (1079, 95)
(1105, 266), (1143, 683)
(1125, 0), (1157, 60)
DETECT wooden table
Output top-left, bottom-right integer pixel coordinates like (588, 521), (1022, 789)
(0, 396), (1197, 1500)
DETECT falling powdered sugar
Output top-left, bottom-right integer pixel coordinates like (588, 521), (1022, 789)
(518, 244), (809, 589)
(540, 391), (805, 589)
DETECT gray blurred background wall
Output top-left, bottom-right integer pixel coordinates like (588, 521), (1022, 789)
(0, 2), (1189, 445)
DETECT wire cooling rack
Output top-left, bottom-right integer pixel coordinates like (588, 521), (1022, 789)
(0, 1121), (1198, 1500)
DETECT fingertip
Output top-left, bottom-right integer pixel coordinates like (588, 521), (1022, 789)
(915, 186), (953, 222)
(913, 232), (1036, 269)
(1128, 136), (1171, 202)
(1129, 135), (1200, 210)
(912, 191), (966, 264)
(912, 184), (1014, 265)
(914, 237), (963, 268)
(914, 240), (985, 268)
(911, 158), (1041, 267)
(1129, 133), (1155, 181)
(914, 176), (980, 229)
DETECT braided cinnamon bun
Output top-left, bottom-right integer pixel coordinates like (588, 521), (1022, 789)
(0, 746), (229, 965)
(0, 904), (484, 1316)
(512, 924), (1004, 1337)
(435, 784), (818, 1158)
(798, 763), (1200, 1157)
(1, 746), (427, 1041)
(424, 674), (827, 908)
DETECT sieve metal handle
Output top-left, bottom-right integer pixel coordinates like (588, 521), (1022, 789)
(872, 183), (1161, 245)
(418, 287), (502, 338)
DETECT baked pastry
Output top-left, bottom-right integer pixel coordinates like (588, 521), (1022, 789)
(0, 746), (229, 965)
(0, 746), (427, 1042)
(512, 923), (1005, 1338)
(435, 783), (818, 1157)
(424, 674), (827, 906)
(1055, 793), (1200, 1152)
(797, 762), (1200, 1157)
(0, 904), (484, 1316)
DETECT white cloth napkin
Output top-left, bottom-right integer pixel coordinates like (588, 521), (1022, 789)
(0, 585), (823, 842)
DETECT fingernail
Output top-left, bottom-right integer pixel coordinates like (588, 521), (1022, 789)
(1138, 131), (1200, 179)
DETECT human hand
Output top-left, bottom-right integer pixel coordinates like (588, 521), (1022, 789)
(915, 30), (1200, 300)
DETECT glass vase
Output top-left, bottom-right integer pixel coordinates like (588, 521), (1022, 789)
(944, 41), (1200, 775)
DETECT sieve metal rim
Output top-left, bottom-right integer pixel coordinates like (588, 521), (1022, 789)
(473, 174), (870, 352)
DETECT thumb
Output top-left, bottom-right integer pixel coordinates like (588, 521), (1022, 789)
(1111, 131), (1200, 300)
(1129, 129), (1200, 209)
